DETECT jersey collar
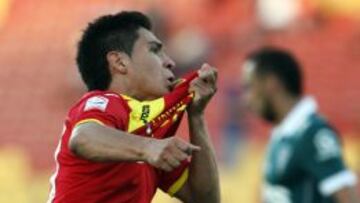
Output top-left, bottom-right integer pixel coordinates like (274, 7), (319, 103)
(271, 96), (318, 138)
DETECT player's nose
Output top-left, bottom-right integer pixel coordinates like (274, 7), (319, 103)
(163, 55), (175, 70)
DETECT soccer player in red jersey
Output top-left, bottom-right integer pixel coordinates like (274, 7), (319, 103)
(47, 11), (220, 203)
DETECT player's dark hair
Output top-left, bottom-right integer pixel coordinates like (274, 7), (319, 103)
(247, 47), (303, 96)
(76, 11), (152, 91)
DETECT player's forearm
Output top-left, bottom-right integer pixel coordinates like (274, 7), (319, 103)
(187, 113), (220, 203)
(69, 122), (150, 162)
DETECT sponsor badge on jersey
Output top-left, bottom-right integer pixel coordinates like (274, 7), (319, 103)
(314, 129), (341, 161)
(84, 96), (109, 112)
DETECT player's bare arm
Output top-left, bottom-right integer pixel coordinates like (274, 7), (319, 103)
(175, 64), (220, 203)
(70, 122), (199, 172)
(333, 187), (360, 203)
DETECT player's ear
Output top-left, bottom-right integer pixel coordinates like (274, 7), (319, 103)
(107, 51), (130, 75)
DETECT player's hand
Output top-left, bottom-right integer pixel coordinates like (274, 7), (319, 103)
(188, 63), (218, 115)
(144, 137), (200, 172)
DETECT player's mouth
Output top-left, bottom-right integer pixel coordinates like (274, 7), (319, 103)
(166, 77), (176, 91)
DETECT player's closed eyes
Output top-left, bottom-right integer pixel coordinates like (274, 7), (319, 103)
(149, 42), (162, 54)
(150, 46), (160, 54)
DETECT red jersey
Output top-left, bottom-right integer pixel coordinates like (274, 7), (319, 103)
(48, 72), (197, 203)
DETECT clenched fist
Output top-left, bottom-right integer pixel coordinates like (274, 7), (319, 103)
(188, 63), (218, 115)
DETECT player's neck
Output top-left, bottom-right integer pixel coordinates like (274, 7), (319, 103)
(274, 95), (301, 124)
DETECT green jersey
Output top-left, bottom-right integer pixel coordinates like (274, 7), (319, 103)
(262, 97), (357, 203)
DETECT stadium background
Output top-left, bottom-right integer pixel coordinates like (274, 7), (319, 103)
(0, 0), (359, 202)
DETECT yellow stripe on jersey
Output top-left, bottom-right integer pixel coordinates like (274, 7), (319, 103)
(120, 94), (165, 133)
(74, 118), (104, 128)
(167, 168), (189, 196)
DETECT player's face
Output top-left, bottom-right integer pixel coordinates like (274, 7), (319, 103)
(241, 60), (276, 122)
(127, 28), (176, 100)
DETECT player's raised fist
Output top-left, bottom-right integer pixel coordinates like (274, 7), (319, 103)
(188, 63), (218, 115)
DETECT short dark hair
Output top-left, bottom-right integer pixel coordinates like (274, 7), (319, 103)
(76, 11), (152, 91)
(247, 47), (303, 96)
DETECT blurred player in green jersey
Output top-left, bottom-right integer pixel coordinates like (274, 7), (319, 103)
(241, 47), (359, 203)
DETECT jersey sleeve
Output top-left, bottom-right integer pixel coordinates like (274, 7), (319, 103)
(158, 160), (190, 196)
(298, 126), (357, 196)
(72, 94), (127, 130)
